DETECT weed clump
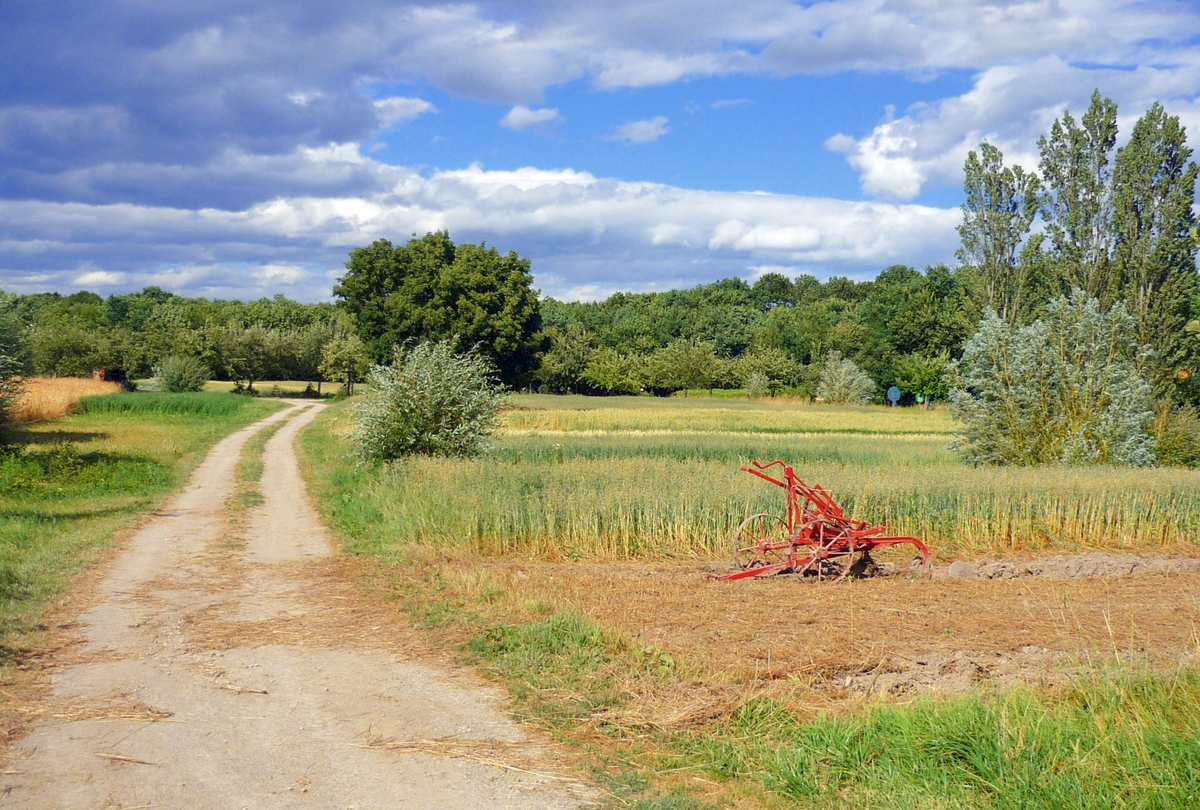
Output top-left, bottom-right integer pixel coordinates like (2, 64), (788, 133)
(351, 340), (507, 461)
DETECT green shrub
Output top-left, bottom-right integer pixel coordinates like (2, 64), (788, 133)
(816, 351), (874, 404)
(155, 355), (210, 393)
(950, 292), (1154, 466)
(1153, 404), (1200, 466)
(0, 349), (22, 431)
(351, 340), (507, 461)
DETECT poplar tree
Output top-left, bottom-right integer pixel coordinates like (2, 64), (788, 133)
(1037, 90), (1120, 303)
(1111, 102), (1199, 396)
(956, 142), (1042, 324)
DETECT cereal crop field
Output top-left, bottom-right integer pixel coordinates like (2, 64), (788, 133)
(298, 393), (1200, 809)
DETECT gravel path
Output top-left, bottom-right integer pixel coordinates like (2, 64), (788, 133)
(2, 403), (588, 809)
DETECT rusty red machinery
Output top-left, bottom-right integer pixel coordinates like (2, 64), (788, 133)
(713, 460), (930, 582)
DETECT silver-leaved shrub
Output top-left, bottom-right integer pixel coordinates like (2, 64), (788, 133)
(949, 291), (1155, 466)
(351, 340), (507, 461)
(816, 350), (875, 405)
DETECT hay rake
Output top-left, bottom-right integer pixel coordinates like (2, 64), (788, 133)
(713, 460), (930, 582)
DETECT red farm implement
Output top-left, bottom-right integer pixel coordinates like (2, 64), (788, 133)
(713, 460), (930, 582)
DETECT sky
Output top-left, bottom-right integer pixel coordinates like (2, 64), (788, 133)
(2, 1), (1200, 303)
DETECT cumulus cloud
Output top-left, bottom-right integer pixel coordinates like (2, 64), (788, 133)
(0, 152), (959, 301)
(499, 106), (563, 131)
(374, 96), (436, 127)
(827, 56), (1200, 199)
(609, 116), (670, 143)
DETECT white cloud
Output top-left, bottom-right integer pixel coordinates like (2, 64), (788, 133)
(826, 56), (1200, 199)
(73, 270), (126, 287)
(0, 151), (960, 301)
(499, 105), (563, 131)
(609, 116), (670, 144)
(373, 96), (436, 127)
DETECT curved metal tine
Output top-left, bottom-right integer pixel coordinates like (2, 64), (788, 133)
(833, 539), (855, 583)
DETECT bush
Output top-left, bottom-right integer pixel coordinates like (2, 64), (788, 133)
(155, 355), (210, 393)
(1153, 404), (1200, 467)
(744, 370), (769, 399)
(949, 292), (1155, 466)
(351, 340), (507, 461)
(816, 351), (875, 404)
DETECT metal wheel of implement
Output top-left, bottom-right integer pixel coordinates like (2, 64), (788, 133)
(732, 513), (789, 570)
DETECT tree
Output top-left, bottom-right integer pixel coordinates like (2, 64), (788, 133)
(732, 347), (799, 395)
(333, 231), (543, 386)
(957, 142), (1042, 323)
(535, 325), (597, 393)
(644, 339), (719, 395)
(214, 324), (274, 391)
(1038, 90), (1120, 302)
(894, 352), (949, 407)
(580, 349), (643, 395)
(350, 340), (507, 460)
(319, 331), (370, 395)
(816, 351), (875, 404)
(1111, 102), (1199, 397)
(949, 292), (1154, 466)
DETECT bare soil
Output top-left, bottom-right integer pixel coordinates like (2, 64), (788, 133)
(463, 557), (1200, 706)
(1, 403), (589, 809)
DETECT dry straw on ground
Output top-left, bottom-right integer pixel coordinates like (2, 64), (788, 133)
(13, 377), (121, 422)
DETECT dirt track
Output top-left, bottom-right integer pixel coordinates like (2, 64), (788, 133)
(1, 403), (588, 809)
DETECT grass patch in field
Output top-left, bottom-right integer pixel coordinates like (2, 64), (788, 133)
(504, 394), (955, 436)
(77, 391), (256, 417)
(0, 395), (283, 661)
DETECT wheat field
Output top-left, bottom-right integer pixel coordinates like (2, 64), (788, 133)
(13, 377), (123, 422)
(301, 395), (1200, 563)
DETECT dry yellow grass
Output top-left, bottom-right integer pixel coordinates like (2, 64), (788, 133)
(13, 377), (122, 422)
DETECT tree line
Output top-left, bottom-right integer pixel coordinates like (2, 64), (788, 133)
(0, 90), (1195, 414)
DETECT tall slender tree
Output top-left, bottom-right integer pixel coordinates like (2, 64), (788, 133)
(1111, 102), (1199, 397)
(1038, 90), (1120, 303)
(957, 142), (1041, 323)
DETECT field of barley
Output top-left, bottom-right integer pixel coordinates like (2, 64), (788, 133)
(302, 393), (1200, 562)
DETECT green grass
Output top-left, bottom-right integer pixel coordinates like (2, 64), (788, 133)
(77, 391), (256, 417)
(0, 395), (283, 659)
(301, 402), (1200, 560)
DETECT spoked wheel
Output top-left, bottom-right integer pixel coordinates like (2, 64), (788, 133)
(732, 513), (790, 571)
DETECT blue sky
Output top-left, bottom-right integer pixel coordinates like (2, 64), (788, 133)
(2, 1), (1199, 301)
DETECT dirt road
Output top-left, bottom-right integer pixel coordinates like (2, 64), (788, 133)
(2, 403), (588, 809)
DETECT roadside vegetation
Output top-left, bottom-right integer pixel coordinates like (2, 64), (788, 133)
(0, 393), (283, 668)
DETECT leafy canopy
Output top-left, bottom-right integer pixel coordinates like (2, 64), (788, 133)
(334, 231), (542, 386)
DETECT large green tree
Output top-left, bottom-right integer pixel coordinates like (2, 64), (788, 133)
(1038, 90), (1120, 303)
(1111, 102), (1199, 397)
(957, 142), (1042, 323)
(333, 231), (543, 385)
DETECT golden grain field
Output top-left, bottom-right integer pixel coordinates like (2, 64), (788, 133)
(13, 377), (122, 422)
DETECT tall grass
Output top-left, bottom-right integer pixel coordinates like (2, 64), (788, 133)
(302, 409), (1200, 560)
(77, 391), (257, 417)
(678, 667), (1200, 808)
(13, 377), (121, 422)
